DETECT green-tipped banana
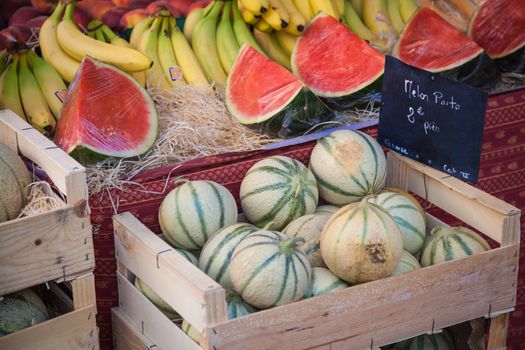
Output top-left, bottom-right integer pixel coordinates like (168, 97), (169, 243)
(27, 51), (67, 120)
(184, 3), (210, 42)
(362, 0), (396, 38)
(255, 17), (273, 32)
(262, 0), (289, 30)
(398, 0), (418, 23)
(0, 50), (8, 76)
(344, 0), (377, 42)
(158, 16), (185, 87)
(0, 70), (6, 109)
(232, 0), (264, 53)
(387, 0), (405, 33)
(3, 55), (27, 121)
(192, 1), (227, 86)
(350, 0), (363, 17)
(281, 0), (306, 35)
(240, 0), (269, 15)
(130, 16), (153, 49)
(332, 0), (345, 17)
(253, 29), (291, 70)
(94, 28), (106, 42)
(216, 1), (241, 74)
(18, 52), (56, 135)
(275, 30), (296, 55)
(137, 16), (171, 89)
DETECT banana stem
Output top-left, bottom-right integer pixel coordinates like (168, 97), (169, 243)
(64, 2), (75, 21)
(51, 2), (66, 21)
(207, 1), (225, 20)
(100, 24), (117, 42)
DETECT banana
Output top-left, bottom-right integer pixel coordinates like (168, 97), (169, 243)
(387, 0), (405, 33)
(184, 2), (212, 42)
(216, 1), (241, 74)
(27, 51), (67, 120)
(275, 30), (296, 55)
(158, 16), (185, 87)
(281, 0), (306, 35)
(255, 17), (273, 32)
(253, 29), (291, 70)
(232, 0), (265, 53)
(343, 0), (377, 42)
(39, 2), (80, 83)
(398, 0), (418, 23)
(130, 16), (153, 49)
(0, 50), (8, 76)
(293, 0), (314, 22)
(57, 4), (152, 72)
(94, 28), (106, 42)
(240, 0), (269, 15)
(350, 0), (363, 18)
(169, 18), (209, 88)
(192, 1), (228, 86)
(332, 0), (345, 17)
(262, 0), (290, 30)
(239, 0), (260, 24)
(18, 52), (56, 135)
(2, 55), (27, 122)
(362, 0), (396, 38)
(0, 70), (6, 109)
(309, 0), (338, 19)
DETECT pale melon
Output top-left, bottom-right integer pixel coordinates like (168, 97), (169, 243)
(390, 250), (421, 276)
(283, 214), (330, 268)
(306, 267), (348, 298)
(0, 145), (32, 223)
(0, 289), (48, 335)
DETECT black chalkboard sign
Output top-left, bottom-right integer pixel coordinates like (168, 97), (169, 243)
(377, 56), (488, 183)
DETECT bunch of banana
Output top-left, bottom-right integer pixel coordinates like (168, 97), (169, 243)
(39, 2), (151, 84)
(1, 51), (67, 136)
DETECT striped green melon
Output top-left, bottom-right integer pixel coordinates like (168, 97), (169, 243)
(158, 180), (238, 250)
(229, 230), (311, 309)
(309, 130), (387, 205)
(175, 248), (198, 266)
(0, 289), (49, 335)
(306, 267), (348, 298)
(240, 156), (319, 230)
(225, 291), (257, 319)
(182, 319), (201, 343)
(368, 189), (426, 255)
(320, 199), (403, 283)
(391, 250), (421, 276)
(198, 223), (258, 290)
(421, 226), (490, 267)
(283, 214), (330, 268)
(0, 145), (32, 223)
(315, 205), (340, 215)
(393, 332), (455, 349)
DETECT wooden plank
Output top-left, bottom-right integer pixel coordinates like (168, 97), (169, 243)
(114, 213), (227, 332)
(386, 152), (520, 245)
(0, 111), (19, 150)
(207, 246), (517, 349)
(0, 305), (98, 350)
(0, 206), (94, 295)
(117, 272), (203, 350)
(72, 273), (97, 310)
(488, 314), (509, 350)
(112, 308), (155, 350)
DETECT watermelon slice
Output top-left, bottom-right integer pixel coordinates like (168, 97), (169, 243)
(226, 44), (334, 137)
(54, 57), (158, 163)
(291, 14), (385, 111)
(468, 0), (525, 73)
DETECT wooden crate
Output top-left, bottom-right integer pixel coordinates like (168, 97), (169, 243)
(0, 110), (94, 295)
(113, 151), (520, 350)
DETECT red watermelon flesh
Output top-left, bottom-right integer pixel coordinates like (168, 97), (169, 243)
(395, 7), (484, 72)
(468, 0), (525, 59)
(54, 57), (158, 161)
(291, 14), (384, 97)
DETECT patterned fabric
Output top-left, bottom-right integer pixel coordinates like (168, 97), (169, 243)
(90, 89), (525, 350)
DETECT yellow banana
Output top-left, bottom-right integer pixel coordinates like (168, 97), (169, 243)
(253, 29), (291, 70)
(216, 1), (241, 74)
(158, 17), (185, 87)
(18, 52), (56, 136)
(170, 18), (209, 88)
(343, 0), (377, 42)
(240, 0), (269, 15)
(183, 4), (209, 42)
(262, 0), (290, 30)
(192, 1), (227, 86)
(362, 0), (396, 38)
(255, 17), (273, 32)
(130, 16), (153, 49)
(232, 0), (265, 53)
(398, 0), (418, 23)
(57, 4), (151, 72)
(2, 55), (28, 122)
(387, 0), (405, 33)
(275, 30), (296, 55)
(293, 0), (313, 22)
(350, 0), (363, 17)
(281, 0), (306, 35)
(238, 0), (260, 24)
(39, 2), (80, 83)
(332, 0), (345, 17)
(27, 51), (67, 120)
(309, 0), (338, 19)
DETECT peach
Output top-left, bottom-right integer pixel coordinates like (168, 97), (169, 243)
(112, 0), (132, 6)
(30, 0), (58, 14)
(119, 8), (148, 29)
(77, 0), (101, 12)
(8, 6), (42, 26)
(26, 15), (48, 30)
(101, 6), (128, 30)
(146, 0), (181, 17)
(0, 25), (32, 50)
(73, 6), (93, 31)
(0, 0), (32, 23)
(186, 0), (209, 15)
(128, 0), (150, 10)
(89, 1), (115, 20)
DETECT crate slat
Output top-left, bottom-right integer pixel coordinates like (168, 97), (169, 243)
(112, 308), (155, 350)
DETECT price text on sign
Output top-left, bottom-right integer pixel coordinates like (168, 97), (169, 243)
(377, 56), (488, 183)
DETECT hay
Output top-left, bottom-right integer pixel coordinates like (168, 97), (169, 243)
(18, 182), (66, 218)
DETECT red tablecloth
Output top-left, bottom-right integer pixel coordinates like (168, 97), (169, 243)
(90, 88), (525, 349)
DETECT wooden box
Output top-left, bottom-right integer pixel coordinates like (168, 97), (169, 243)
(113, 151), (520, 350)
(0, 110), (94, 296)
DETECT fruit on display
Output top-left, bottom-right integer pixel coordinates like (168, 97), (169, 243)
(2, 55), (27, 121)
(226, 45), (333, 137)
(231, 1), (263, 52)
(342, 0), (377, 44)
(225, 291), (257, 319)
(320, 198), (403, 284)
(9, 6), (43, 26)
(183, 2), (206, 41)
(305, 267), (348, 298)
(253, 29), (291, 69)
(158, 180), (238, 250)
(30, 0), (58, 14)
(182, 319), (201, 343)
(468, 0), (525, 73)
(175, 247), (198, 265)
(274, 30), (296, 56)
(120, 8), (149, 29)
(283, 213), (330, 267)
(239, 155), (318, 230)
(397, 0), (418, 23)
(54, 56), (158, 162)
(157, 16), (185, 87)
(134, 277), (179, 319)
(229, 230), (311, 309)
(315, 205), (339, 215)
(386, 0), (405, 34)
(291, 14), (385, 111)
(362, 0), (396, 39)
(368, 189), (426, 255)
(0, 144), (32, 223)
(309, 130), (387, 205)
(309, 0), (338, 19)
(0, 289), (49, 335)
(420, 226), (490, 267)
(390, 250), (421, 276)
(198, 223), (259, 290)
(215, 1), (240, 74)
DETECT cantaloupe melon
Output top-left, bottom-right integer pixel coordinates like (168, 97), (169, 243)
(283, 214), (330, 268)
(0, 145), (32, 223)
(390, 250), (421, 276)
(315, 205), (339, 215)
(225, 291), (257, 319)
(306, 267), (348, 298)
(0, 289), (49, 335)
